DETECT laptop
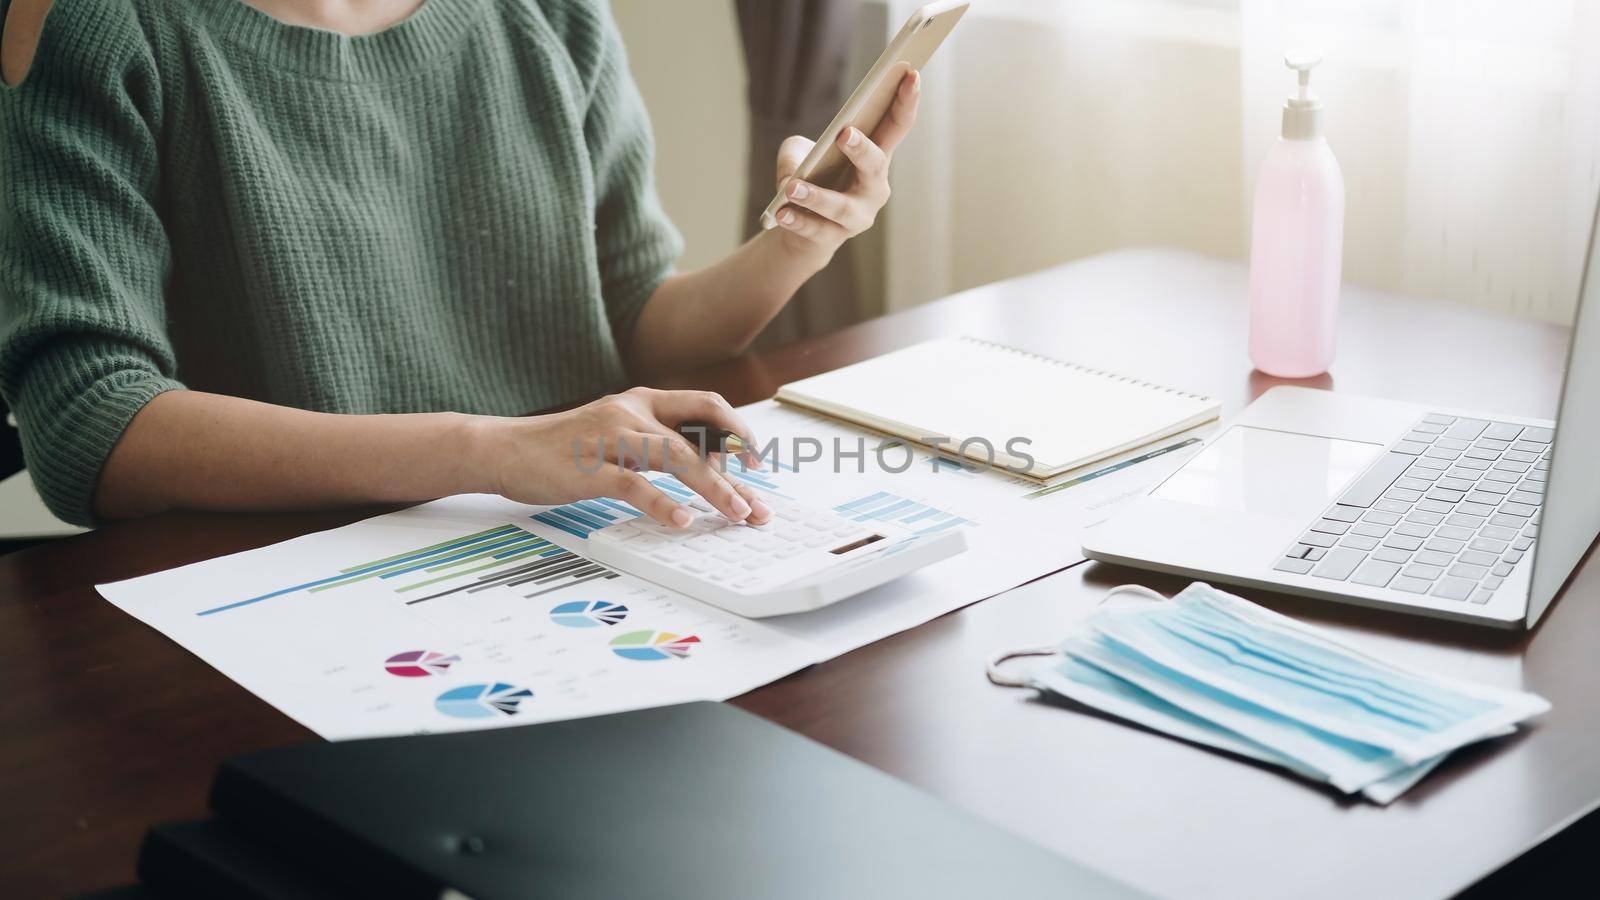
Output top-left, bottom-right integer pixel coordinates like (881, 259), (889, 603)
(1081, 201), (1600, 630)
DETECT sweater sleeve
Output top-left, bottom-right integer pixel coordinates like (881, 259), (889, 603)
(0, 2), (183, 526)
(574, 1), (684, 349)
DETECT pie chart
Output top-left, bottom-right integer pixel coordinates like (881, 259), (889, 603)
(435, 683), (534, 719)
(610, 630), (701, 661)
(549, 600), (629, 628)
(384, 650), (460, 677)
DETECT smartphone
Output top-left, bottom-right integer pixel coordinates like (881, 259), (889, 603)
(759, 0), (969, 230)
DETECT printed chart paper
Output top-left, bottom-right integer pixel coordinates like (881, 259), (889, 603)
(97, 494), (819, 740)
(98, 400), (1203, 739)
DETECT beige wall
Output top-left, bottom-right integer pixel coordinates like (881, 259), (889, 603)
(610, 0), (749, 272)
(944, 9), (1245, 296)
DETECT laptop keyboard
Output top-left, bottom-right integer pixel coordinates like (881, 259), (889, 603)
(1273, 415), (1550, 604)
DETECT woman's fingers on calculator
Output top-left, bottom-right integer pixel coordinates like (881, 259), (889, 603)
(646, 431), (756, 524)
(730, 482), (773, 525)
(607, 469), (693, 529)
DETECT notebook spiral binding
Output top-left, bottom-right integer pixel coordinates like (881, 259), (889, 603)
(958, 336), (1214, 403)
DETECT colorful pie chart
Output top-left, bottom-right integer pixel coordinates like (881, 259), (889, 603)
(549, 599), (629, 628)
(384, 650), (460, 677)
(435, 683), (534, 719)
(609, 630), (701, 661)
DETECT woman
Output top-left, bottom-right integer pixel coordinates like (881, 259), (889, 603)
(0, 0), (918, 529)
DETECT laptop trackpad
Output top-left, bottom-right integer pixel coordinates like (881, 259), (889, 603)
(1152, 425), (1385, 520)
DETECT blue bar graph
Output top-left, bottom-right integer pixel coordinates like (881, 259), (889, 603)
(573, 499), (617, 521)
(376, 533), (543, 579)
(195, 524), (556, 617)
(549, 506), (608, 532)
(725, 464), (781, 492)
(652, 477), (694, 500)
(832, 492), (969, 536)
(532, 496), (645, 540)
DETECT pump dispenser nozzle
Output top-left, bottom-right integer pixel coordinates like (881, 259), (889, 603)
(1281, 50), (1324, 139)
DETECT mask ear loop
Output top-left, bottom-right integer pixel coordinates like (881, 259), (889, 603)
(986, 646), (1058, 687)
(1101, 584), (1168, 605)
(986, 585), (1169, 687)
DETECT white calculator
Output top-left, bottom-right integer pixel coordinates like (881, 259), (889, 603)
(584, 495), (968, 618)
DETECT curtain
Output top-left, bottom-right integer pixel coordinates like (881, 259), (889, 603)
(735, 0), (866, 347)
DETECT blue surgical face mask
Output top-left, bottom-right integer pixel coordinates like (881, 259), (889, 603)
(1095, 607), (1473, 748)
(1061, 629), (1411, 791)
(989, 583), (1550, 802)
(1026, 649), (1458, 805)
(1086, 584), (1539, 764)
(1169, 587), (1491, 721)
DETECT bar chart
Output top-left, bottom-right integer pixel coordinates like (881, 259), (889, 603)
(833, 491), (971, 535)
(723, 457), (792, 496)
(532, 498), (645, 539)
(196, 523), (621, 615)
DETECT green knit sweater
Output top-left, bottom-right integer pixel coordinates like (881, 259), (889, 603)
(0, 0), (682, 525)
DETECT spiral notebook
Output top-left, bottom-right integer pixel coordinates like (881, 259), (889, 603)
(774, 336), (1220, 481)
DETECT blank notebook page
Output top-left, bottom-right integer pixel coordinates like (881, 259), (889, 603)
(774, 337), (1219, 477)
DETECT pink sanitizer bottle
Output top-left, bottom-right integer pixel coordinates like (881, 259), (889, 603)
(1248, 52), (1344, 378)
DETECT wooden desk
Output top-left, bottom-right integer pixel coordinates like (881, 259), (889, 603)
(0, 249), (1587, 898)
